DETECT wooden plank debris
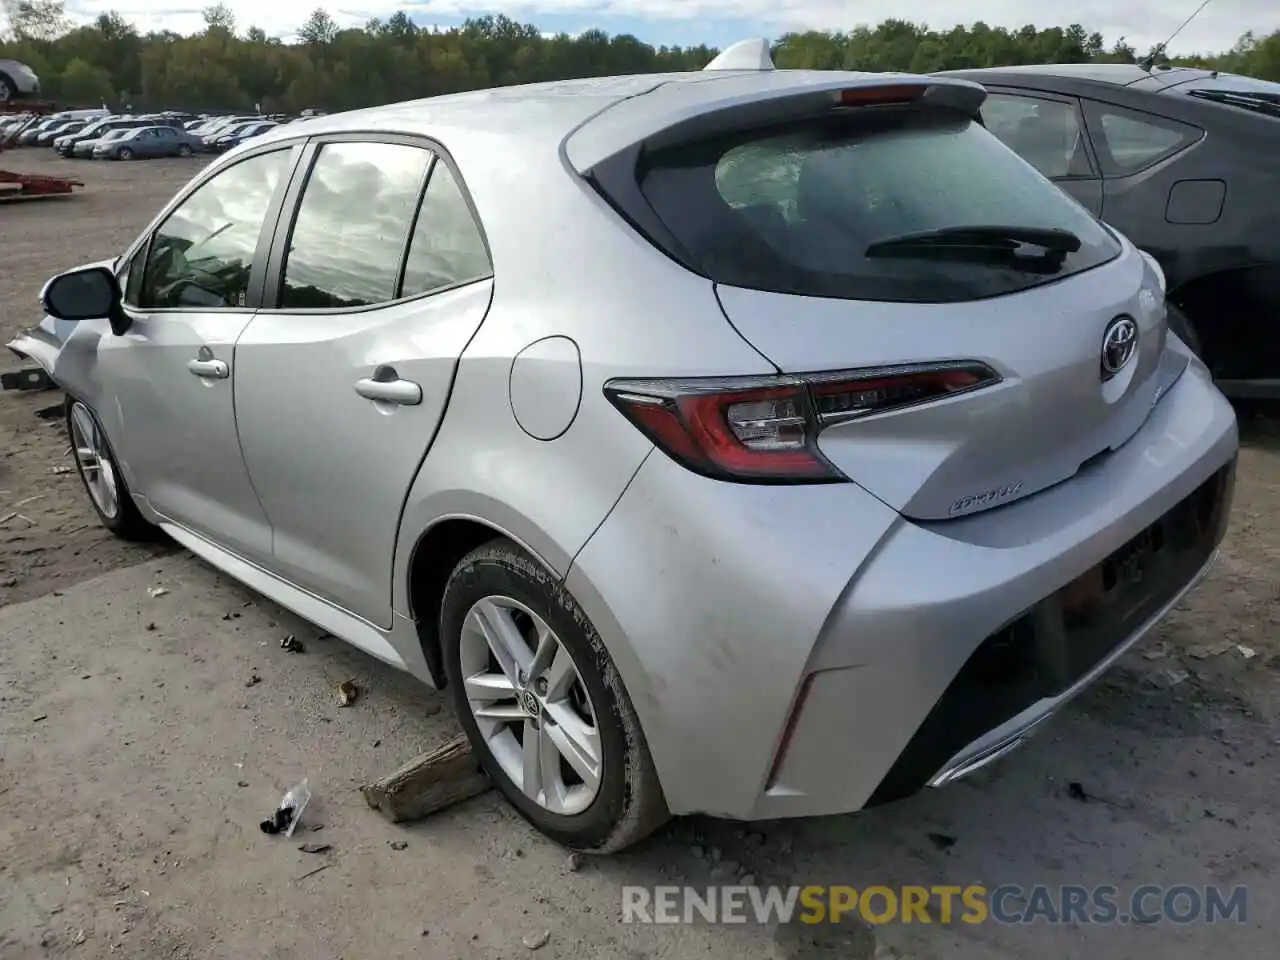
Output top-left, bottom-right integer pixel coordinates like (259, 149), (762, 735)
(360, 733), (492, 824)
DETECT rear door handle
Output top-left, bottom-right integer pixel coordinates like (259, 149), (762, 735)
(187, 358), (229, 379)
(354, 367), (422, 406)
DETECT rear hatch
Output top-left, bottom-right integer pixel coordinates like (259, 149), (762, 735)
(582, 77), (1171, 519)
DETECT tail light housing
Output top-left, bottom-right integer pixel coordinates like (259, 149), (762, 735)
(604, 360), (1000, 484)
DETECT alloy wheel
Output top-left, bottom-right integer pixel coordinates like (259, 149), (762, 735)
(69, 401), (120, 520)
(459, 595), (602, 816)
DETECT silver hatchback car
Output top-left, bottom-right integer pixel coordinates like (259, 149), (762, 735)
(10, 41), (1238, 853)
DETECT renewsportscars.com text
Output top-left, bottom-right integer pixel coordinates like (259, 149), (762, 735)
(621, 884), (1247, 926)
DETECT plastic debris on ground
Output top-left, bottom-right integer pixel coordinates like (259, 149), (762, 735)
(260, 779), (312, 837)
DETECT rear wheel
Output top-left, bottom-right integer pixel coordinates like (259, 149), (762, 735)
(66, 399), (154, 540)
(441, 539), (669, 853)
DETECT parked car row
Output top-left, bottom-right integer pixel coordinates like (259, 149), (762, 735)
(1, 109), (297, 160)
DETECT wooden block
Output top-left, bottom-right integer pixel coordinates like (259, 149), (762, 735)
(360, 733), (492, 823)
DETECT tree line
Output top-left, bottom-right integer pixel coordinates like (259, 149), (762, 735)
(2, 0), (1278, 114)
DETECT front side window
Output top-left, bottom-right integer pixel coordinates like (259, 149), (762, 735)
(400, 161), (491, 298)
(279, 140), (431, 309)
(639, 111), (1122, 304)
(981, 93), (1093, 179)
(134, 148), (293, 310)
(1083, 101), (1201, 175)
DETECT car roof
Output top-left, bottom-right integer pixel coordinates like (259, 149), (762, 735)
(940, 62), (1168, 86)
(935, 62), (1250, 93)
(246, 68), (983, 169)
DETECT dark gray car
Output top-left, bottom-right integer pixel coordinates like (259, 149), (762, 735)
(94, 124), (203, 160)
(937, 63), (1280, 399)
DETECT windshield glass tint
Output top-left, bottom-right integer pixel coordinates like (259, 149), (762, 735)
(638, 111), (1121, 303)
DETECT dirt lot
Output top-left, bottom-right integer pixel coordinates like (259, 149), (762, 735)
(2, 155), (1279, 960)
(1, 155), (207, 605)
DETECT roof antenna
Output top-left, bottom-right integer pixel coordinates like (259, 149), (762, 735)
(1139, 0), (1215, 71)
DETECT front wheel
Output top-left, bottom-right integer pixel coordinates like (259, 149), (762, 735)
(176, 143), (193, 157)
(0, 74), (15, 103)
(441, 539), (669, 853)
(66, 399), (155, 540)
(117, 146), (134, 161)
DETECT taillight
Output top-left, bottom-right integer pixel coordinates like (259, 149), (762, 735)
(604, 361), (999, 484)
(836, 85), (927, 107)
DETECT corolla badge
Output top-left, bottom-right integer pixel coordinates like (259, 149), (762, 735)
(1101, 315), (1139, 381)
(949, 480), (1025, 516)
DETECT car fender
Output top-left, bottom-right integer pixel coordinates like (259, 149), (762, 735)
(5, 258), (139, 487)
(6, 257), (118, 372)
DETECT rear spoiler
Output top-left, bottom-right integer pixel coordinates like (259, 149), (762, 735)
(573, 74), (987, 283)
(565, 74), (988, 175)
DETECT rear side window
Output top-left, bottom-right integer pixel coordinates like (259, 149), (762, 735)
(400, 161), (491, 298)
(1082, 101), (1200, 175)
(280, 141), (431, 309)
(637, 112), (1122, 304)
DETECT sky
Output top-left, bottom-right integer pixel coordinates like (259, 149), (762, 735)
(61, 0), (1279, 57)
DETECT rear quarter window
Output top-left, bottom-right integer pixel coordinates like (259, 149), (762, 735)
(637, 111), (1122, 304)
(1082, 100), (1201, 176)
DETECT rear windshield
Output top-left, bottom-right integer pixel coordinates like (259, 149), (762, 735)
(636, 111), (1122, 303)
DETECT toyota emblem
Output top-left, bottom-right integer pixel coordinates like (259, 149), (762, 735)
(1101, 315), (1139, 381)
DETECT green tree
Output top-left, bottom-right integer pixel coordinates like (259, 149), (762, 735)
(297, 8), (337, 45)
(3, 0), (68, 41)
(202, 3), (236, 37)
(2, 11), (1276, 114)
(57, 55), (114, 102)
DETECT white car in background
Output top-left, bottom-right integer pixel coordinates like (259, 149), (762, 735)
(0, 58), (41, 102)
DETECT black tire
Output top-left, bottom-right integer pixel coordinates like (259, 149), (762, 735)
(117, 146), (134, 161)
(177, 143), (193, 157)
(441, 539), (669, 853)
(64, 398), (155, 540)
(0, 74), (15, 103)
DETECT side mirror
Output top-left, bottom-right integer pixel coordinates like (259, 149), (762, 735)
(41, 265), (131, 336)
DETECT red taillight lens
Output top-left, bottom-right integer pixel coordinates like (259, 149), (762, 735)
(607, 377), (837, 482)
(837, 84), (927, 107)
(605, 361), (1000, 484)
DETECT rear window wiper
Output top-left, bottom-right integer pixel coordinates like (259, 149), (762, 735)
(865, 225), (1083, 258)
(1186, 89), (1280, 118)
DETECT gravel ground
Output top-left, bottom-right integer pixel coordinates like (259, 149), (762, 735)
(1, 153), (1278, 960)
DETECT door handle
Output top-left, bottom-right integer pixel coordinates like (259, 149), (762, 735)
(354, 370), (422, 406)
(187, 357), (229, 379)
